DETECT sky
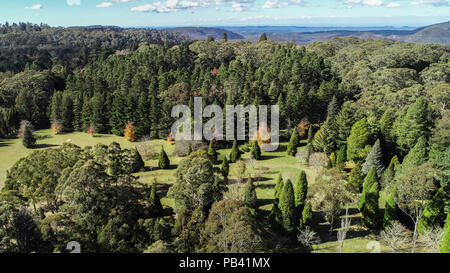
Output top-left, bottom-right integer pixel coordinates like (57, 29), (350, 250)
(1, 0), (449, 27)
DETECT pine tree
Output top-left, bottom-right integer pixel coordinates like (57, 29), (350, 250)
(158, 146), (170, 170)
(441, 213), (450, 253)
(149, 184), (163, 217)
(22, 124), (36, 148)
(50, 92), (62, 123)
(336, 101), (357, 147)
(124, 121), (137, 142)
(230, 140), (241, 163)
(347, 118), (372, 162)
(244, 175), (258, 209)
(395, 97), (430, 152)
(222, 32), (228, 41)
(418, 188), (446, 234)
(287, 127), (299, 156)
(294, 171), (308, 208)
(362, 139), (385, 176)
(348, 162), (364, 193)
(259, 33), (268, 42)
(381, 155), (399, 189)
(301, 202), (313, 228)
(61, 93), (74, 131)
(274, 173), (284, 200)
(336, 145), (347, 170)
(131, 148), (145, 173)
(250, 140), (261, 160)
(221, 157), (230, 182)
(383, 190), (398, 228)
(208, 140), (218, 163)
(359, 167), (380, 229)
(395, 136), (428, 180)
(279, 179), (296, 233)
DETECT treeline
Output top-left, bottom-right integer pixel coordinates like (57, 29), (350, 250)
(0, 22), (190, 73)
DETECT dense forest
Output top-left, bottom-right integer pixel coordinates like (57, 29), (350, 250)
(0, 25), (449, 253)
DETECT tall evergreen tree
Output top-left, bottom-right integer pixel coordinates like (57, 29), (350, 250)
(362, 139), (385, 176)
(347, 118), (372, 162)
(418, 188), (446, 234)
(381, 155), (399, 189)
(149, 184), (163, 217)
(259, 33), (268, 42)
(279, 179), (296, 233)
(287, 127), (299, 156)
(301, 202), (313, 228)
(22, 124), (36, 148)
(294, 171), (308, 209)
(208, 140), (218, 163)
(221, 157), (230, 182)
(395, 97), (430, 152)
(383, 190), (398, 228)
(230, 140), (241, 163)
(61, 93), (74, 131)
(158, 146), (170, 169)
(348, 162), (364, 193)
(244, 175), (258, 209)
(358, 167), (380, 229)
(250, 140), (262, 160)
(336, 145), (347, 170)
(335, 101), (357, 148)
(274, 173), (284, 201)
(395, 136), (428, 180)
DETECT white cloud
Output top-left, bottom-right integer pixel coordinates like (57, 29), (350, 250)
(25, 4), (43, 10)
(67, 0), (81, 6)
(262, 0), (305, 9)
(387, 2), (401, 7)
(131, 0), (255, 13)
(410, 0), (450, 6)
(97, 2), (113, 8)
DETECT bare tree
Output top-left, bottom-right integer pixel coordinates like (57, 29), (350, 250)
(337, 208), (352, 253)
(422, 227), (444, 253)
(380, 221), (410, 253)
(395, 163), (438, 253)
(297, 226), (321, 253)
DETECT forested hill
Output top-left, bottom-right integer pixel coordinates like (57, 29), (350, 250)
(0, 22), (190, 73)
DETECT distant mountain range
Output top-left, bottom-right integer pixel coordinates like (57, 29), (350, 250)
(164, 21), (450, 45)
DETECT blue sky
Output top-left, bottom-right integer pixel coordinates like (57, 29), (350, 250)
(1, 0), (449, 27)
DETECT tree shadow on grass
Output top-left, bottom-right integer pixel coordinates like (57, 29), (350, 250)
(33, 143), (60, 149)
(260, 154), (282, 161)
(257, 198), (274, 207)
(255, 183), (275, 190)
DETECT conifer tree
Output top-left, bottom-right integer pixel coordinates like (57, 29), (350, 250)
(395, 136), (428, 180)
(274, 173), (284, 201)
(418, 188), (446, 234)
(244, 175), (258, 209)
(287, 127), (299, 156)
(336, 101), (357, 147)
(259, 33), (268, 42)
(208, 140), (218, 163)
(362, 139), (385, 176)
(383, 190), (398, 228)
(359, 167), (380, 229)
(158, 146), (170, 169)
(381, 155), (398, 189)
(441, 214), (450, 253)
(294, 171), (308, 209)
(301, 202), (313, 228)
(348, 162), (364, 193)
(250, 140), (261, 160)
(230, 140), (241, 163)
(279, 179), (296, 233)
(221, 157), (229, 182)
(149, 184), (163, 217)
(131, 148), (145, 173)
(61, 93), (74, 131)
(336, 145), (346, 170)
(347, 118), (372, 162)
(22, 124), (36, 148)
(395, 97), (430, 152)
